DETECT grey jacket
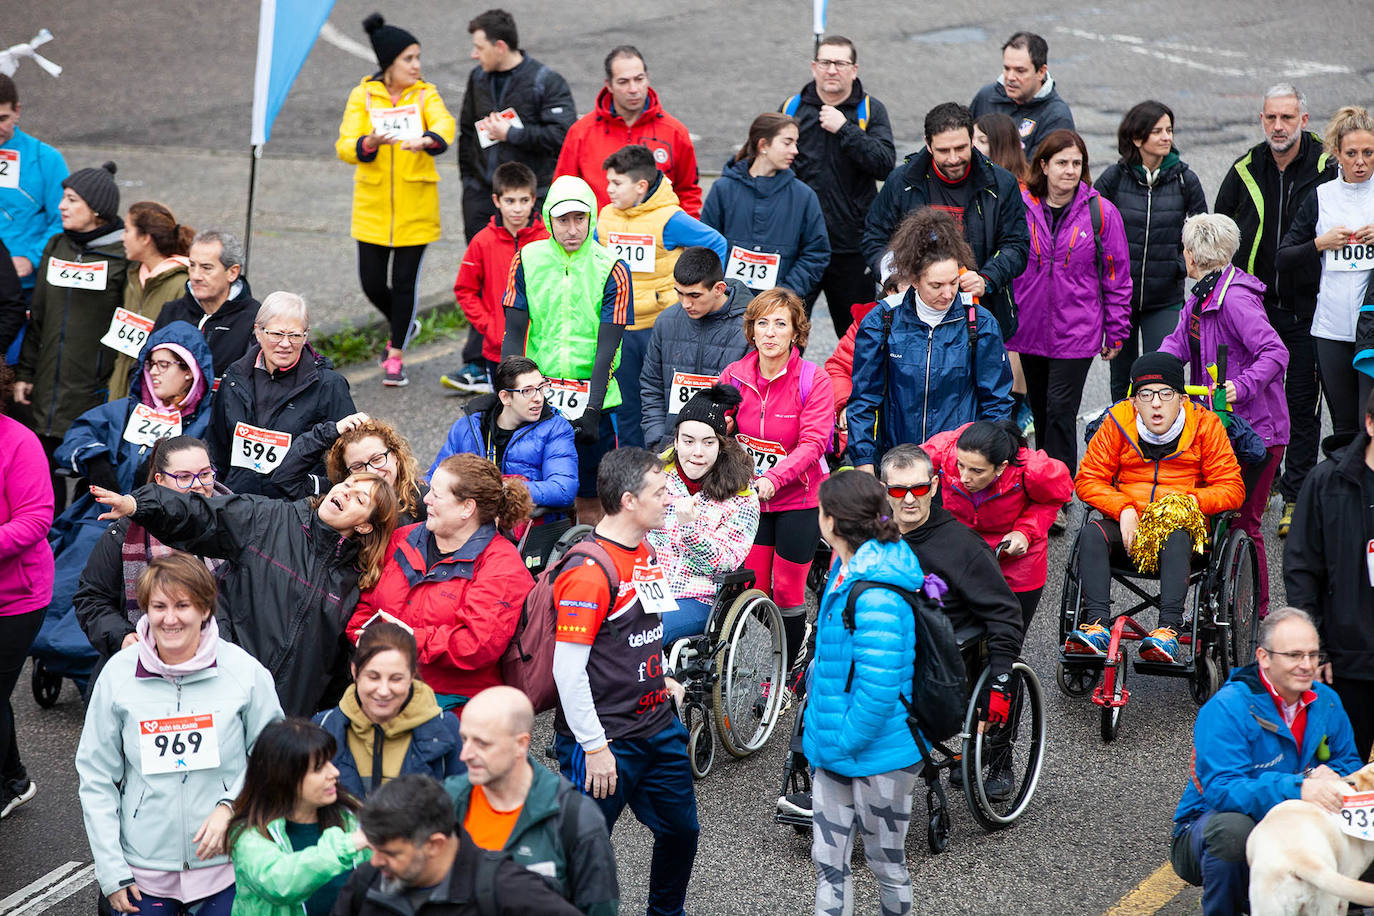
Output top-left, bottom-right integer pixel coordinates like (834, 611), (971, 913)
(640, 279), (753, 447)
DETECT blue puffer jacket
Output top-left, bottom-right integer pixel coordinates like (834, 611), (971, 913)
(700, 158), (831, 296)
(846, 290), (1014, 465)
(1173, 663), (1362, 829)
(803, 538), (924, 777)
(429, 393), (578, 509)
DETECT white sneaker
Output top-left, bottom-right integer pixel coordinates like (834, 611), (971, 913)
(1, 779), (36, 818)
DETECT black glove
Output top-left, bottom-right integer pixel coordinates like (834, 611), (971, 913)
(85, 454), (120, 492)
(571, 408), (601, 444)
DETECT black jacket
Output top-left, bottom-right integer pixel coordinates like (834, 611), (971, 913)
(1283, 433), (1374, 680)
(1094, 152), (1208, 313)
(332, 831), (581, 915)
(969, 78), (1076, 156)
(270, 418), (429, 527)
(208, 344), (356, 498)
(72, 517), (138, 659)
(1214, 131), (1334, 313)
(786, 79), (896, 255)
(153, 277), (261, 382)
(862, 149), (1029, 338)
(458, 56), (576, 200)
(900, 503), (1023, 679)
(129, 483), (365, 717)
(0, 237), (23, 355)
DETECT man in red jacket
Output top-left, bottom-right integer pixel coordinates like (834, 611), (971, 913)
(554, 46), (702, 217)
(443, 162), (549, 393)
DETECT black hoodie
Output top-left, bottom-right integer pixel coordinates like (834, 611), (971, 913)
(153, 276), (261, 382)
(901, 503), (1024, 678)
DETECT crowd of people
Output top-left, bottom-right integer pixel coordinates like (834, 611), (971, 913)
(1, 11), (1372, 916)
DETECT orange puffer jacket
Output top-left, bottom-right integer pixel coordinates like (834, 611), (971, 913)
(1075, 399), (1245, 520)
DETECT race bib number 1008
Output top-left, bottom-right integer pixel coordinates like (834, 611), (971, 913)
(1326, 242), (1374, 272)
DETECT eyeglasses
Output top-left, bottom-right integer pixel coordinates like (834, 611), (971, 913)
(1133, 388), (1179, 403)
(1263, 649), (1328, 665)
(505, 383), (552, 400)
(346, 450), (392, 474)
(147, 358), (187, 374)
(812, 58), (854, 71)
(163, 469), (216, 489)
(887, 482), (934, 499)
(258, 328), (309, 344)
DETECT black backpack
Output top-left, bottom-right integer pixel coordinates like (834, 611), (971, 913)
(843, 581), (969, 742)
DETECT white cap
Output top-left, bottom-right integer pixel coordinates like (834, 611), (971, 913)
(548, 198), (590, 218)
(879, 251), (896, 285)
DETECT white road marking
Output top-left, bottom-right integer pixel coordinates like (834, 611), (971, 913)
(0, 861), (85, 914)
(20, 864), (97, 915)
(319, 22), (376, 64)
(1056, 27), (1350, 79)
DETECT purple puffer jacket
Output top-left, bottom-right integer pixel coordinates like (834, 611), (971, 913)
(0, 413), (55, 616)
(1008, 183), (1132, 359)
(1159, 264), (1290, 447)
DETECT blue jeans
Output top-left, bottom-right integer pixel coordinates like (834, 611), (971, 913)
(662, 597), (712, 644)
(556, 719), (699, 916)
(614, 328), (652, 448)
(1170, 810), (1254, 916)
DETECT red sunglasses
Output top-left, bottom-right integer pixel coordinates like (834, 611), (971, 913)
(887, 482), (934, 499)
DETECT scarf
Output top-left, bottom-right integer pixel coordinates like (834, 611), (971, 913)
(675, 459), (704, 496)
(1136, 406), (1186, 446)
(136, 614), (220, 678)
(121, 524), (179, 623)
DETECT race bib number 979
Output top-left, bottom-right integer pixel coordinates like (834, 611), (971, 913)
(737, 433), (787, 477)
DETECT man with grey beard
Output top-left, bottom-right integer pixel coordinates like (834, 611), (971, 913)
(1214, 83), (1336, 539)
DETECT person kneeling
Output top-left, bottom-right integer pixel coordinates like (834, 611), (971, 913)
(1066, 352), (1244, 664)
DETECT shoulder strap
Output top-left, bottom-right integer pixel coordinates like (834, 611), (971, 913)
(532, 63), (550, 110)
(964, 294), (979, 368)
(842, 581), (920, 692)
(475, 851), (503, 916)
(799, 358), (816, 403)
(1088, 194), (1105, 295)
(857, 95), (870, 131)
(558, 784), (583, 869)
(782, 95), (801, 118)
(554, 538), (624, 637)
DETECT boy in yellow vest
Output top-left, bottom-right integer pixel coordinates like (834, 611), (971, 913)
(598, 144), (726, 447)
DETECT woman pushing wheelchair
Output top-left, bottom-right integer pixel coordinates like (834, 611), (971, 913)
(1065, 352), (1246, 665)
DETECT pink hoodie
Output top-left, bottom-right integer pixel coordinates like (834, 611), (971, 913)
(0, 414), (55, 616)
(720, 348), (835, 512)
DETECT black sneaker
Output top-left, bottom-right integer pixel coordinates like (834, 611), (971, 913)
(981, 766), (1015, 802)
(776, 791), (812, 818)
(1, 778), (36, 818)
(948, 765), (964, 791)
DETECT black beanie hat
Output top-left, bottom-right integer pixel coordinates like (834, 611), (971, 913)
(363, 13), (419, 73)
(1130, 351), (1187, 394)
(675, 384), (743, 438)
(61, 161), (119, 222)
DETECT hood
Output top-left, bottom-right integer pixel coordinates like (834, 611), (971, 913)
(1198, 265), (1267, 313)
(901, 503), (963, 546)
(1331, 431), (1371, 479)
(845, 536), (925, 591)
(996, 73), (1060, 104)
(340, 679), (445, 739)
(541, 174), (600, 254)
(1130, 148), (1186, 182)
(1225, 662), (1266, 694)
(720, 157), (797, 197)
(179, 276), (253, 314)
(798, 78), (868, 110)
(850, 299), (880, 323)
(594, 85), (664, 125)
(484, 213), (545, 243)
(903, 147), (997, 192)
(130, 320), (214, 417)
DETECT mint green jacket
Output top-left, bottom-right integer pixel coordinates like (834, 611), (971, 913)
(229, 813), (368, 916)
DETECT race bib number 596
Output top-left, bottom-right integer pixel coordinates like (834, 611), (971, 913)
(230, 423), (292, 474)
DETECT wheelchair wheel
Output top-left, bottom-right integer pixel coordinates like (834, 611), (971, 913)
(927, 786), (951, 853)
(963, 660), (1047, 831)
(1055, 662), (1100, 699)
(687, 717), (715, 780)
(1221, 531), (1259, 672)
(32, 662), (62, 708)
(1100, 654), (1126, 743)
(711, 589), (786, 758)
(1190, 650), (1222, 707)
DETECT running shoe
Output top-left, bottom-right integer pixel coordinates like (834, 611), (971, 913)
(440, 362), (492, 394)
(1, 778), (36, 818)
(382, 355), (408, 388)
(1278, 501), (1295, 538)
(1064, 621), (1111, 656)
(776, 791), (813, 818)
(981, 765), (1015, 802)
(1140, 627), (1181, 664)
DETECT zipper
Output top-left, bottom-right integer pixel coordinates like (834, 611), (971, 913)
(1139, 181), (1153, 311)
(921, 326), (933, 442)
(1274, 170), (1286, 292)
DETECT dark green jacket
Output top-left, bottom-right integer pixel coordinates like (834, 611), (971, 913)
(18, 222), (129, 437)
(445, 757), (618, 915)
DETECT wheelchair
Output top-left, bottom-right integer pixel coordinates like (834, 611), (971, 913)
(1057, 508), (1259, 742)
(513, 507), (576, 576)
(775, 622), (1047, 850)
(666, 569), (788, 779)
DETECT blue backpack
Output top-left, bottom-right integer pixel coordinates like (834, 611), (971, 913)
(782, 93), (870, 130)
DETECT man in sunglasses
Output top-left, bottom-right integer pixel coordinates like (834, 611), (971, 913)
(1068, 352), (1244, 664)
(879, 443), (1023, 799)
(1170, 607), (1360, 916)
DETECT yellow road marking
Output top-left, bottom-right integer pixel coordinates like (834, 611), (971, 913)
(1104, 861), (1189, 915)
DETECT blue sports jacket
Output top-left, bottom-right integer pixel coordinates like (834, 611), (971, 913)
(0, 128), (67, 288)
(430, 393), (578, 509)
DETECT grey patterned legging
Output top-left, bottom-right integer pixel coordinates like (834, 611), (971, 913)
(811, 765), (919, 916)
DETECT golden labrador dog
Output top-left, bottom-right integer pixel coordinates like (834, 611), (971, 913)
(1247, 762), (1374, 915)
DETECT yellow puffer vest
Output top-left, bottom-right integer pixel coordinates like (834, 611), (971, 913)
(597, 177), (683, 330)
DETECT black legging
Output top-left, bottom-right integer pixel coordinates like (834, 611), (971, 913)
(0, 609), (43, 789)
(357, 242), (426, 351)
(1015, 587), (1043, 633)
(1315, 338), (1373, 443)
(748, 508), (821, 670)
(1079, 518), (1192, 631)
(1019, 355), (1093, 475)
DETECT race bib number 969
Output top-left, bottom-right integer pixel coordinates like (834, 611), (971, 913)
(139, 713), (220, 775)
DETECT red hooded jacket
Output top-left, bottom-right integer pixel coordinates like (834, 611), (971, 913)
(454, 216), (549, 363)
(348, 522), (534, 702)
(554, 87), (702, 217)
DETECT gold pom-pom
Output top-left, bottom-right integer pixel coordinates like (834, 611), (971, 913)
(1129, 493), (1208, 575)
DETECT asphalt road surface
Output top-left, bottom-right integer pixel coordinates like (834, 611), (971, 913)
(2, 0), (1369, 912)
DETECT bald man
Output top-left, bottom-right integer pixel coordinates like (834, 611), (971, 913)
(446, 687), (619, 915)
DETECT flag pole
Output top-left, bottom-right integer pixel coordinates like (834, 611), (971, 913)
(244, 145), (261, 273)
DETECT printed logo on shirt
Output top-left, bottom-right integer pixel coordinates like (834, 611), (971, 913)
(930, 204), (965, 233)
(558, 599), (598, 610)
(558, 621), (592, 636)
(1019, 118), (1037, 139)
(627, 621), (664, 648)
(652, 147), (668, 164)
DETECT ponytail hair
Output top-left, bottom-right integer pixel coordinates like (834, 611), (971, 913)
(954, 420), (1026, 468)
(128, 201), (194, 257)
(887, 207), (975, 285)
(435, 453), (533, 530)
(819, 470), (902, 552)
(735, 112), (798, 164)
(1325, 105), (1374, 161)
